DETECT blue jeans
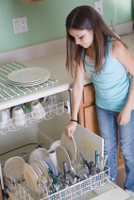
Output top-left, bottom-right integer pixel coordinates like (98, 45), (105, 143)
(96, 105), (134, 191)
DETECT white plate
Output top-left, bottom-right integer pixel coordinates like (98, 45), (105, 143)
(60, 132), (77, 164)
(8, 67), (50, 83)
(8, 73), (50, 84)
(9, 75), (50, 87)
(30, 162), (42, 178)
(9, 80), (48, 87)
(44, 161), (55, 176)
(41, 160), (49, 170)
(35, 160), (50, 185)
(55, 146), (71, 173)
(29, 148), (48, 164)
(23, 163), (42, 194)
(49, 140), (60, 151)
(9, 76), (50, 87)
(4, 156), (25, 180)
(9, 74), (50, 85)
(44, 157), (58, 176)
(9, 73), (50, 83)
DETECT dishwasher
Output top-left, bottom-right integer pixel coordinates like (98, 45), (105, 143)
(0, 61), (131, 200)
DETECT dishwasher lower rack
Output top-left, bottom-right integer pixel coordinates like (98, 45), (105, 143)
(4, 165), (110, 200)
(0, 99), (64, 135)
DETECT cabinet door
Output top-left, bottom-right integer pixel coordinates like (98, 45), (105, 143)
(83, 84), (95, 105)
(117, 139), (124, 170)
(84, 105), (100, 136)
(0, 184), (2, 200)
(79, 83), (95, 127)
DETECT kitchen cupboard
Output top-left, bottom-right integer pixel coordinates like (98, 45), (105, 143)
(20, 0), (43, 3)
(0, 184), (2, 200)
(78, 83), (124, 170)
(117, 141), (125, 170)
(78, 83), (100, 136)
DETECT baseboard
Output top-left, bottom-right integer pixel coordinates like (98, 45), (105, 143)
(109, 20), (134, 36)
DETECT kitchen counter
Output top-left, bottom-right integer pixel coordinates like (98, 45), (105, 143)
(0, 46), (92, 110)
(0, 33), (134, 110)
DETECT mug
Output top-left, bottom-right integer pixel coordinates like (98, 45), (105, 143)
(12, 106), (26, 127)
(0, 109), (11, 130)
(31, 101), (46, 120)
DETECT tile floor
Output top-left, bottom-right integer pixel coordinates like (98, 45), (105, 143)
(116, 167), (126, 190)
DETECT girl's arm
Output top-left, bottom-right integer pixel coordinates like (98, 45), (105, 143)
(113, 40), (134, 125)
(65, 60), (84, 138)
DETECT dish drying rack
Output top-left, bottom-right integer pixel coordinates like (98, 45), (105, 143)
(0, 99), (64, 136)
(3, 154), (110, 200)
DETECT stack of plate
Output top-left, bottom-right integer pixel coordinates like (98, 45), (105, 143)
(7, 67), (50, 87)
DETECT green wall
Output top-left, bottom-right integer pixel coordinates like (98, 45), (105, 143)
(0, 0), (133, 52)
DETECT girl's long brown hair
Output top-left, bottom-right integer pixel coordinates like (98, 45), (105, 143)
(65, 6), (127, 77)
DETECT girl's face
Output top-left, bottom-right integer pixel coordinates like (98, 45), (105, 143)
(68, 28), (94, 48)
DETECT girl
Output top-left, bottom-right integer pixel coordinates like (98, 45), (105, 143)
(65, 5), (134, 195)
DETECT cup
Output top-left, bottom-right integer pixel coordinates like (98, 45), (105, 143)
(47, 95), (58, 111)
(47, 149), (58, 170)
(0, 109), (11, 130)
(31, 101), (46, 120)
(41, 96), (49, 110)
(23, 102), (31, 114)
(12, 106), (26, 127)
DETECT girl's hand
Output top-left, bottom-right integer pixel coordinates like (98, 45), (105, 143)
(65, 121), (77, 139)
(118, 106), (131, 126)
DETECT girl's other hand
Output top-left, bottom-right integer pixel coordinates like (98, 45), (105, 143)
(118, 106), (131, 126)
(65, 121), (77, 139)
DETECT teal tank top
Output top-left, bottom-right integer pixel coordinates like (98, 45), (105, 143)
(82, 37), (134, 112)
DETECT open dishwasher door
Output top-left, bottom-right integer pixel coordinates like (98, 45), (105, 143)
(74, 124), (104, 163)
